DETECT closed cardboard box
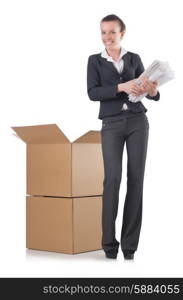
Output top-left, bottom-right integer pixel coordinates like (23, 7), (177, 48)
(26, 195), (102, 254)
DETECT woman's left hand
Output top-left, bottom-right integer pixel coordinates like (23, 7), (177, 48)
(139, 77), (158, 97)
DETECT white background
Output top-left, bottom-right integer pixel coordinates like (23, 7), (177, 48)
(0, 0), (182, 277)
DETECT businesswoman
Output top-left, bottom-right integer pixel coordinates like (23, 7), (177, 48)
(87, 14), (160, 260)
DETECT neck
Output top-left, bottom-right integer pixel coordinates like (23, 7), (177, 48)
(106, 46), (121, 61)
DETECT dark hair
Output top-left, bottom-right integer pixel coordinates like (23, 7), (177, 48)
(100, 14), (126, 32)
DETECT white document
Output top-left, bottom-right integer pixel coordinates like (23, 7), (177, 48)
(128, 60), (174, 103)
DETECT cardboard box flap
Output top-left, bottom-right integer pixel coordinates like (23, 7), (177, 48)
(11, 124), (70, 144)
(73, 131), (101, 143)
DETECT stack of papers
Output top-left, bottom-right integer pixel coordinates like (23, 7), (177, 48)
(128, 60), (174, 103)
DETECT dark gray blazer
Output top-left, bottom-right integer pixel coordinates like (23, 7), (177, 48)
(87, 51), (160, 119)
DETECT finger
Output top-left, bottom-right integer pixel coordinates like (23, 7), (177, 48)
(141, 78), (153, 86)
(133, 83), (145, 91)
(140, 82), (148, 89)
(132, 92), (141, 97)
(141, 77), (149, 84)
(144, 81), (153, 89)
(140, 80), (149, 89)
(153, 80), (158, 85)
(132, 87), (144, 93)
(131, 88), (145, 96)
(140, 83), (149, 91)
(152, 81), (158, 87)
(131, 89), (140, 96)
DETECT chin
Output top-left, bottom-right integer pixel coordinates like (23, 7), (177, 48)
(105, 45), (114, 50)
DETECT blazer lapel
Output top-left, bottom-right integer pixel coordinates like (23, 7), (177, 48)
(120, 53), (129, 76)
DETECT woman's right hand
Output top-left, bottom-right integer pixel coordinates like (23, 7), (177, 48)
(117, 79), (145, 97)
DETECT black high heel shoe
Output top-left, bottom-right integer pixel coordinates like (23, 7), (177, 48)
(105, 252), (117, 259)
(123, 250), (135, 260)
(105, 250), (118, 259)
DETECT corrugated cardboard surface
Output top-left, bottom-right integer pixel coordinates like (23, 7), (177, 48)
(26, 196), (102, 254)
(26, 196), (73, 253)
(73, 197), (102, 253)
(72, 143), (103, 197)
(12, 124), (70, 144)
(27, 144), (72, 197)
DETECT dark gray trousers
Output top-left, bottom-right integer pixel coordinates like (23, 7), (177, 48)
(100, 110), (149, 255)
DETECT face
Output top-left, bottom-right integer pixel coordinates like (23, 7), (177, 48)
(100, 21), (125, 50)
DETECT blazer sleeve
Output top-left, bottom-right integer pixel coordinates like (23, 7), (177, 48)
(87, 55), (119, 101)
(135, 54), (160, 101)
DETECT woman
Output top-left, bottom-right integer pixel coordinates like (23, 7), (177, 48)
(87, 14), (160, 260)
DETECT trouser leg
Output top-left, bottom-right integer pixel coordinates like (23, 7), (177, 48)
(101, 125), (125, 253)
(121, 114), (149, 253)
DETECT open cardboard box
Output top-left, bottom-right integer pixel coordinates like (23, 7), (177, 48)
(11, 124), (104, 197)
